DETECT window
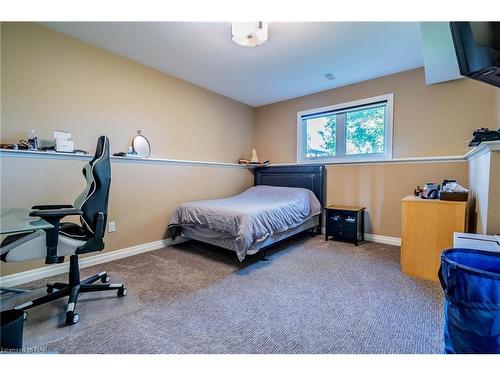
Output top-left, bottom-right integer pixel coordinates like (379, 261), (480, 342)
(297, 94), (393, 163)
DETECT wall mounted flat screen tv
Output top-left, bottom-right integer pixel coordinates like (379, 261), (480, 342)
(450, 22), (500, 88)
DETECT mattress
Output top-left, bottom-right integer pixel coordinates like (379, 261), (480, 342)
(170, 185), (322, 261)
(181, 215), (320, 256)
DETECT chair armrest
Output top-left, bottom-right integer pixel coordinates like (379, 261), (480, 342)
(32, 204), (74, 210)
(30, 208), (83, 219)
(29, 208), (83, 265)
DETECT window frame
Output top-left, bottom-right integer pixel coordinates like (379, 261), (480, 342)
(296, 93), (394, 164)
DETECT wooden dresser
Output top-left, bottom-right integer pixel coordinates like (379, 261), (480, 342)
(401, 195), (468, 282)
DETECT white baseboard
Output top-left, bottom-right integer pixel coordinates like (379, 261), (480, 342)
(321, 227), (401, 246)
(0, 237), (188, 288)
(363, 233), (401, 246)
(1, 230), (401, 287)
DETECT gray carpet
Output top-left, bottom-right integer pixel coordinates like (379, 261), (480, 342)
(12, 234), (444, 353)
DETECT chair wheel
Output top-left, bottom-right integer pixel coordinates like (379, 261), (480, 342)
(65, 312), (80, 325)
(101, 274), (111, 283)
(117, 287), (127, 297)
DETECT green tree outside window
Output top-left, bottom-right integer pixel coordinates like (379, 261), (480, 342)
(306, 106), (385, 157)
(346, 106), (385, 155)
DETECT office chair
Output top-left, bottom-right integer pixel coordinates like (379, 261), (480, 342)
(1, 136), (126, 325)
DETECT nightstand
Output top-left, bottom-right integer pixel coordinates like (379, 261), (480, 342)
(325, 205), (365, 246)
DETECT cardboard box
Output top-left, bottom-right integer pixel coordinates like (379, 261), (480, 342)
(440, 191), (468, 201)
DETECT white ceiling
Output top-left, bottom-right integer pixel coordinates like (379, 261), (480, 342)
(41, 22), (424, 107)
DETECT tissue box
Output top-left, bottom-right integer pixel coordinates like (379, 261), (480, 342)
(54, 130), (73, 152)
(440, 191), (468, 201)
(55, 138), (74, 153)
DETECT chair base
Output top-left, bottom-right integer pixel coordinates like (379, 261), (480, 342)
(13, 255), (126, 325)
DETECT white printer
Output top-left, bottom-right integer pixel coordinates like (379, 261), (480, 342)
(453, 232), (500, 253)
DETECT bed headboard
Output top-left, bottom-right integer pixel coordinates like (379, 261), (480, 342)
(254, 165), (326, 207)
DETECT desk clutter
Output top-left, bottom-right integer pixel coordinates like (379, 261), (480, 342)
(413, 180), (469, 201)
(468, 127), (500, 147)
(0, 129), (88, 154)
(238, 149), (269, 166)
(1, 129), (153, 159)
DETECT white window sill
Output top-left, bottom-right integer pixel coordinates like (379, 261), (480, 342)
(284, 154), (469, 167)
(298, 154), (392, 165)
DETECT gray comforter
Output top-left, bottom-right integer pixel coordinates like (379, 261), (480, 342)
(170, 185), (322, 261)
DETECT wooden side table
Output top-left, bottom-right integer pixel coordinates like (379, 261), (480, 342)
(401, 195), (468, 282)
(325, 205), (365, 246)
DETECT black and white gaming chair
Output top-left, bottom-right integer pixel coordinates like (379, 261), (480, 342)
(1, 136), (126, 325)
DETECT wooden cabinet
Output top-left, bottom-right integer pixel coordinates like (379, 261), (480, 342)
(401, 196), (468, 282)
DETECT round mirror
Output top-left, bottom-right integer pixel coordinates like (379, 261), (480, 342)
(132, 130), (151, 158)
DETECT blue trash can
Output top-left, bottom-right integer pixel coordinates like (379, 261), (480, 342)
(439, 248), (500, 354)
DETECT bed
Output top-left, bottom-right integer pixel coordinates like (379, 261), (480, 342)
(169, 165), (326, 261)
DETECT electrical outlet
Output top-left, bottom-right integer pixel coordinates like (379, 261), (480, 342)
(108, 222), (116, 233)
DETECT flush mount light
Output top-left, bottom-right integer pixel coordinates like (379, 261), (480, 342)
(231, 22), (268, 47)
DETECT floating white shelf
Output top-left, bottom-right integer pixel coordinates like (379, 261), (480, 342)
(0, 149), (249, 168)
(2, 141), (499, 167)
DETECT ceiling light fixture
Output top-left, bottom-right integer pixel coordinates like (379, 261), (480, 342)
(324, 73), (336, 81)
(231, 22), (268, 47)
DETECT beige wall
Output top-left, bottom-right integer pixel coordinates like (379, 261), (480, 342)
(255, 68), (497, 163)
(1, 23), (254, 161)
(0, 157), (253, 275)
(254, 68), (496, 237)
(326, 161), (469, 238)
(0, 22), (255, 276)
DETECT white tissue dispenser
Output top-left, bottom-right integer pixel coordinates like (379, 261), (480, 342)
(54, 130), (74, 153)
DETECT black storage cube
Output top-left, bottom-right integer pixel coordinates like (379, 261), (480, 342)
(1, 309), (24, 350)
